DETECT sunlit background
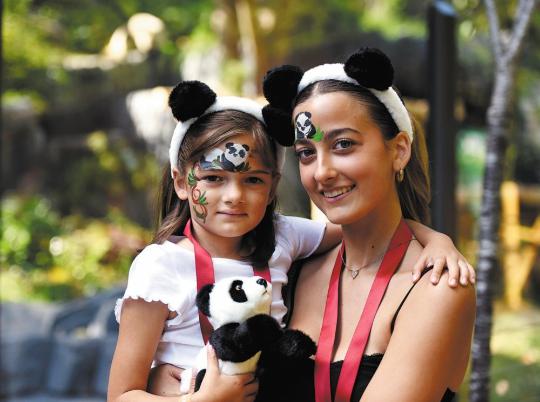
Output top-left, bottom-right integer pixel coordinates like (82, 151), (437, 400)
(1, 1), (539, 401)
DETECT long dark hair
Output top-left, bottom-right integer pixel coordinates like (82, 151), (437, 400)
(295, 80), (431, 224)
(153, 110), (279, 268)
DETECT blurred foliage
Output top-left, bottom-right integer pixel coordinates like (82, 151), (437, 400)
(459, 305), (540, 401)
(49, 131), (160, 221)
(3, 0), (214, 105)
(1, 195), (150, 302)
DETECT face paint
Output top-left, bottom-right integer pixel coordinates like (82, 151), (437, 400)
(295, 111), (324, 143)
(187, 165), (208, 222)
(199, 142), (251, 172)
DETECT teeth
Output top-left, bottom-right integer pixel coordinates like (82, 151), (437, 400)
(323, 186), (354, 198)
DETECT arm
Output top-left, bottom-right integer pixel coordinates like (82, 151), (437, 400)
(360, 273), (476, 402)
(108, 298), (177, 402)
(406, 219), (475, 287)
(313, 222), (342, 254)
(108, 299), (259, 402)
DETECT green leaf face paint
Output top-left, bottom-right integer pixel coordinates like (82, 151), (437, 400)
(295, 111), (324, 142)
(187, 165), (208, 222)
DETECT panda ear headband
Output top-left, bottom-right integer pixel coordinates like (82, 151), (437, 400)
(263, 47), (414, 144)
(168, 81), (290, 178)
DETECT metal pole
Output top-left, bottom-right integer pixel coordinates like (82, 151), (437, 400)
(427, 0), (457, 240)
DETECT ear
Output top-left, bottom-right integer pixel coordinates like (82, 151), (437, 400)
(344, 47), (394, 91)
(169, 81), (216, 121)
(196, 284), (214, 317)
(262, 105), (295, 146)
(392, 132), (412, 173)
(263, 65), (304, 111)
(172, 167), (189, 200)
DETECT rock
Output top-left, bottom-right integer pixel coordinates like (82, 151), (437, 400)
(45, 336), (101, 395)
(0, 335), (52, 397)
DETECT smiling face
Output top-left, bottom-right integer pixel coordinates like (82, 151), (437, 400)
(176, 132), (277, 242)
(293, 92), (407, 225)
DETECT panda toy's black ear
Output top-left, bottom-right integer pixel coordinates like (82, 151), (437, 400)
(196, 284), (214, 317)
(344, 47), (394, 91)
(169, 81), (217, 122)
(262, 105), (295, 147)
(263, 65), (304, 112)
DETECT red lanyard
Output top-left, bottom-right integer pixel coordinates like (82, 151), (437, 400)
(183, 219), (271, 344)
(314, 219), (412, 402)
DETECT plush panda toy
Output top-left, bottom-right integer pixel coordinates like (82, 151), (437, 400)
(183, 276), (316, 401)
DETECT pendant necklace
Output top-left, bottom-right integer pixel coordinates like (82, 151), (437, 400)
(341, 237), (415, 279)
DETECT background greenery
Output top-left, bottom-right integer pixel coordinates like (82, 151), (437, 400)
(2, 1), (539, 400)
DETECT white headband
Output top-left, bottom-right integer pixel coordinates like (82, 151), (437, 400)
(169, 96), (285, 177)
(297, 63), (414, 142)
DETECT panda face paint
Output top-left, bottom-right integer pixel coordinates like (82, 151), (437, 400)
(295, 111), (324, 143)
(184, 133), (276, 249)
(199, 143), (251, 172)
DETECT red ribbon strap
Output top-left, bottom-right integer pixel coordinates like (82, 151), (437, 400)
(183, 219), (271, 344)
(314, 219), (412, 402)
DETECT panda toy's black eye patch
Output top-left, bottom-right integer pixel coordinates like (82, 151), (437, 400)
(229, 280), (248, 303)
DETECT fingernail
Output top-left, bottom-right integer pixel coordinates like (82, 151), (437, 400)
(461, 277), (467, 286)
(412, 273), (419, 281)
(450, 278), (457, 286)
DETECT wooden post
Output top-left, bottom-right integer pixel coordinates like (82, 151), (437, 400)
(501, 181), (540, 309)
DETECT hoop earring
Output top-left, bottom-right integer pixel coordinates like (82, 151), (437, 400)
(397, 168), (405, 183)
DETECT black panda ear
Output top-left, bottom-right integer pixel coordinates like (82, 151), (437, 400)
(263, 65), (304, 112)
(344, 47), (394, 91)
(168, 81), (217, 122)
(262, 105), (295, 147)
(196, 284), (214, 317)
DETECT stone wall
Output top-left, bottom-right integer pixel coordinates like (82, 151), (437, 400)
(0, 287), (124, 401)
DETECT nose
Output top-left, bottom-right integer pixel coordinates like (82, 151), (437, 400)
(223, 180), (244, 204)
(256, 278), (267, 288)
(313, 154), (337, 183)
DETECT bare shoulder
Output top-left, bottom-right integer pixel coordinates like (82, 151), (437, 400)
(411, 270), (476, 311)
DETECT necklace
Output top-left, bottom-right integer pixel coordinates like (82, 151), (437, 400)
(341, 237), (415, 279)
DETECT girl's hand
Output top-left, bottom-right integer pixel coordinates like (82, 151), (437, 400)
(147, 363), (184, 396)
(193, 345), (258, 402)
(412, 233), (475, 287)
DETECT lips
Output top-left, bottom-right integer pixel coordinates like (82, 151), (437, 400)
(218, 211), (247, 216)
(322, 185), (355, 199)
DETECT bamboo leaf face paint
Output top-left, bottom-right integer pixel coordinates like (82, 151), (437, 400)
(188, 165), (208, 222)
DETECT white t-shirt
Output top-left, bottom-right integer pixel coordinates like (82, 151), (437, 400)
(115, 214), (326, 369)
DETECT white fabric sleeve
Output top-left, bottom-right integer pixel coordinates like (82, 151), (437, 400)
(275, 214), (326, 260)
(114, 244), (191, 323)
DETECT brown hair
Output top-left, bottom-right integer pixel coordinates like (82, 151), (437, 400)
(153, 110), (280, 268)
(295, 80), (431, 224)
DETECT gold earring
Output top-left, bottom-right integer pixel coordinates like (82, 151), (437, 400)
(397, 168), (404, 183)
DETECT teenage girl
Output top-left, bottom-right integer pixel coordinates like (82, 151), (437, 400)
(107, 80), (474, 402)
(263, 47), (476, 401)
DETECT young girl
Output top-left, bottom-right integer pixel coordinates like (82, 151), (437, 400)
(107, 80), (473, 402)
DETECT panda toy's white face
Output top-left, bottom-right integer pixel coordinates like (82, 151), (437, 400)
(207, 276), (272, 326)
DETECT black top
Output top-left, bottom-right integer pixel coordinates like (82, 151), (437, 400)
(278, 262), (457, 402)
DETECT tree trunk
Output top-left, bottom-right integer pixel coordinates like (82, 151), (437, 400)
(470, 64), (513, 402)
(470, 1), (536, 400)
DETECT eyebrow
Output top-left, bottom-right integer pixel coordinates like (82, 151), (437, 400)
(242, 169), (271, 175)
(294, 127), (361, 146)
